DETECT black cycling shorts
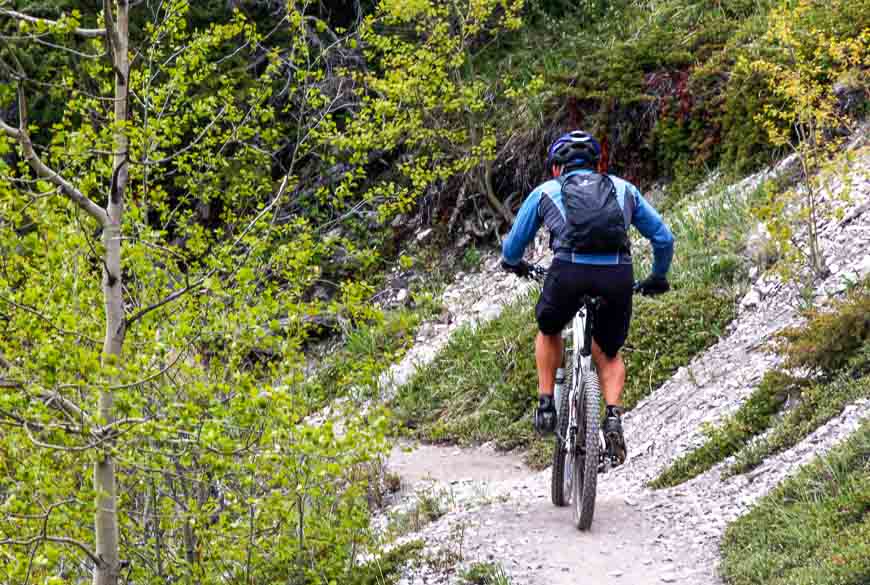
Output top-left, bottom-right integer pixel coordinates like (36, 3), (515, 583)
(535, 259), (634, 357)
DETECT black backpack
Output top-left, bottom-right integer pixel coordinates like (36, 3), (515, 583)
(557, 173), (630, 254)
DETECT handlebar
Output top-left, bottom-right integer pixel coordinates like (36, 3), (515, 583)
(511, 262), (663, 296)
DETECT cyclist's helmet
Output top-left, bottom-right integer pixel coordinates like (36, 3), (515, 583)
(546, 130), (601, 169)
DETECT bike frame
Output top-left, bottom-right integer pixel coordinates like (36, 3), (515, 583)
(562, 300), (595, 472)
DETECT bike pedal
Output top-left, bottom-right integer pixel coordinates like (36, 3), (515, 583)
(597, 455), (609, 474)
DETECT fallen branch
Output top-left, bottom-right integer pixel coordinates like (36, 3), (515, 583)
(482, 159), (514, 224)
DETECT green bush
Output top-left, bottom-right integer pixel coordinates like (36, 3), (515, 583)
(624, 286), (737, 409)
(480, 0), (866, 208)
(777, 285), (870, 375)
(728, 372), (870, 475)
(720, 420), (870, 585)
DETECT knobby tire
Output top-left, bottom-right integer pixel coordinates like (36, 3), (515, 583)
(550, 356), (573, 507)
(573, 368), (600, 530)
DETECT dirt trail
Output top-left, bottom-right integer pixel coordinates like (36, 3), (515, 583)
(387, 399), (868, 585)
(387, 442), (706, 584)
(388, 443), (529, 485)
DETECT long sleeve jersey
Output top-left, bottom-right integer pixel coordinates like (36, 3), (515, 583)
(501, 169), (675, 277)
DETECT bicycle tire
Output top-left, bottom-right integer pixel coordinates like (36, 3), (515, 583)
(572, 367), (600, 530)
(550, 359), (573, 507)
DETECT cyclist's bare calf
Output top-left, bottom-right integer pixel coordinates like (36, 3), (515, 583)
(536, 333), (624, 408)
(590, 340), (625, 407)
(535, 332), (563, 396)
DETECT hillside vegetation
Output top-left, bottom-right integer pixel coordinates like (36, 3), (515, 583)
(721, 420), (870, 585)
(0, 0), (867, 583)
(653, 278), (870, 488)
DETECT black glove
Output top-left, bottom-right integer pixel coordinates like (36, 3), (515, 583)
(634, 275), (670, 296)
(501, 259), (532, 278)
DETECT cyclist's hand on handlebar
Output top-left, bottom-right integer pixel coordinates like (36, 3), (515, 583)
(501, 259), (532, 278)
(634, 274), (670, 296)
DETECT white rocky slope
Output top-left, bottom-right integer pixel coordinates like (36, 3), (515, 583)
(377, 143), (870, 585)
(377, 234), (551, 400)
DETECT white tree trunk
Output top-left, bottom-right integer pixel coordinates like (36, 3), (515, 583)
(94, 2), (129, 584)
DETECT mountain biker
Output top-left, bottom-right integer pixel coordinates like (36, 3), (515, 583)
(500, 130), (674, 464)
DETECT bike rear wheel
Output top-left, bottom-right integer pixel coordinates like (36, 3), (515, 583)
(572, 368), (600, 530)
(550, 361), (573, 507)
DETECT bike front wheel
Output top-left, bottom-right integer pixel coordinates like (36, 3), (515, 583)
(550, 364), (573, 507)
(572, 368), (600, 530)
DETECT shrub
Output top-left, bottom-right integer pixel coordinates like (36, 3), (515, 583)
(624, 286), (737, 409)
(777, 285), (870, 375)
(653, 281), (870, 487)
(728, 372), (870, 475)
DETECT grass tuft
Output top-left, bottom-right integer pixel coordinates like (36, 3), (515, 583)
(650, 371), (806, 488)
(301, 301), (442, 408)
(349, 540), (425, 585)
(625, 287), (737, 409)
(392, 290), (549, 466)
(386, 490), (448, 538)
(461, 561), (512, 585)
(727, 373), (870, 476)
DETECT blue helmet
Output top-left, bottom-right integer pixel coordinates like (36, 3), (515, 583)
(547, 131), (601, 169)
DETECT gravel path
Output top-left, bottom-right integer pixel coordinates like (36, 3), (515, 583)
(376, 144), (870, 584)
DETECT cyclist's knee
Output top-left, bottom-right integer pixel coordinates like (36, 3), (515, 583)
(591, 338), (617, 359)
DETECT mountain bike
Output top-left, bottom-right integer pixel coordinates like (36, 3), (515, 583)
(528, 264), (623, 531)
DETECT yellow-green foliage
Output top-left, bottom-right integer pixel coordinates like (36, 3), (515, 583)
(475, 0), (867, 200)
(746, 0), (869, 276)
(320, 0), (534, 221)
(742, 0), (868, 151)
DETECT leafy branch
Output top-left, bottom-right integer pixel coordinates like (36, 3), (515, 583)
(0, 87), (108, 225)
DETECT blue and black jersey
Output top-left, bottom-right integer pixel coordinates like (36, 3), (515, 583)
(502, 169), (674, 277)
